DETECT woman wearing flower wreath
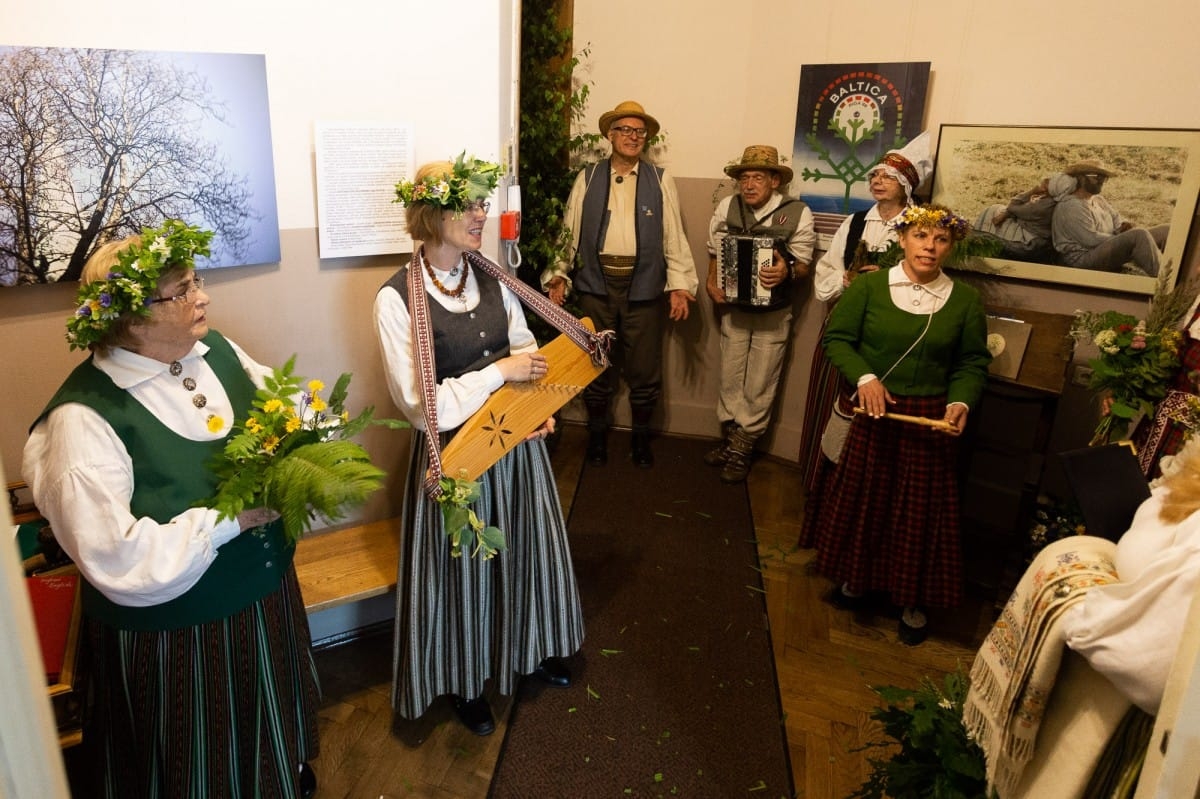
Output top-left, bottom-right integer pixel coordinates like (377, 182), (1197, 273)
(375, 155), (586, 736)
(799, 203), (992, 645)
(22, 220), (320, 798)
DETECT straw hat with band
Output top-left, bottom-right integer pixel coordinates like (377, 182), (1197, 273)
(723, 145), (794, 186)
(1064, 159), (1118, 178)
(598, 100), (661, 139)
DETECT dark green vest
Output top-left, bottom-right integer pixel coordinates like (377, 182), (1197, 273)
(34, 331), (293, 631)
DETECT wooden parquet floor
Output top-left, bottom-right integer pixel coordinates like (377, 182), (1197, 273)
(307, 425), (994, 799)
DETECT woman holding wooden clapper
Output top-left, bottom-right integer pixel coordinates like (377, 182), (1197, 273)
(801, 203), (992, 645)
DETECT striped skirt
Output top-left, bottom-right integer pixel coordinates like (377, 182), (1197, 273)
(393, 432), (585, 719)
(800, 393), (965, 610)
(82, 566), (321, 798)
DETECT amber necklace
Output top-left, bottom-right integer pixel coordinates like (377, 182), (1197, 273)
(421, 248), (469, 299)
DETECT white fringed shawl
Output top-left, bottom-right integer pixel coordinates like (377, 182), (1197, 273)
(963, 535), (1119, 797)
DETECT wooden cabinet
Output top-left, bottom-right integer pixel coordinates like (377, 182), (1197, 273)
(960, 307), (1075, 600)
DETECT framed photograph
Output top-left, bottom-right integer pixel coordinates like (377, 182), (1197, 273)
(931, 124), (1200, 295)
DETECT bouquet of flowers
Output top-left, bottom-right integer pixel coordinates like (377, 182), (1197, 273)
(207, 357), (406, 545)
(1071, 262), (1198, 445)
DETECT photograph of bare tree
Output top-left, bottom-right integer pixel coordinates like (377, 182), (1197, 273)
(0, 46), (279, 287)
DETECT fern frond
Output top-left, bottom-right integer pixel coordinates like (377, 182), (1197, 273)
(261, 441), (387, 543)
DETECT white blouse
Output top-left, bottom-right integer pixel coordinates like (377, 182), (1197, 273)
(22, 337), (273, 607)
(373, 259), (538, 432)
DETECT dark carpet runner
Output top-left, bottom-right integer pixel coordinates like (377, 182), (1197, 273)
(489, 433), (793, 798)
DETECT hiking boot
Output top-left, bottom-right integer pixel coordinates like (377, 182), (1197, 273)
(720, 448), (751, 483)
(704, 443), (731, 467)
(719, 428), (756, 483)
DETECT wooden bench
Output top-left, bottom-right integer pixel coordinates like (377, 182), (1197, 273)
(293, 517), (402, 613)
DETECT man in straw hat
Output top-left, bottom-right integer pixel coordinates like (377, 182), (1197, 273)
(1051, 158), (1169, 276)
(542, 100), (698, 468)
(703, 145), (814, 482)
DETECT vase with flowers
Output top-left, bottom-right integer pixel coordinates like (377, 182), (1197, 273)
(1070, 262), (1200, 446)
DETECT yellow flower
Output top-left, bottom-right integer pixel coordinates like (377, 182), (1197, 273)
(206, 415), (225, 434)
(263, 435), (281, 452)
(310, 397), (327, 412)
(263, 399), (285, 413)
(285, 417), (302, 433)
(245, 418), (262, 434)
(308, 379), (325, 392)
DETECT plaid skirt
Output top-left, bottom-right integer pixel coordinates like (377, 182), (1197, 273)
(800, 393), (964, 610)
(81, 566), (321, 799)
(393, 432), (585, 719)
(796, 313), (844, 493)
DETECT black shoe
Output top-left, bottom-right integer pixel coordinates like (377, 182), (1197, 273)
(631, 433), (654, 468)
(533, 656), (572, 688)
(825, 586), (868, 612)
(298, 762), (317, 799)
(586, 430), (608, 465)
(703, 443), (730, 467)
(451, 694), (495, 736)
(898, 618), (929, 646)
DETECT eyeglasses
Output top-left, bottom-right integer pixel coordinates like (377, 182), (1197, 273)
(868, 170), (899, 182)
(610, 125), (649, 140)
(150, 276), (205, 305)
(736, 173), (770, 186)
(464, 200), (491, 214)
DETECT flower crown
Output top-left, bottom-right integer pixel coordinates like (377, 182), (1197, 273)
(892, 204), (970, 240)
(393, 152), (502, 213)
(66, 220), (214, 351)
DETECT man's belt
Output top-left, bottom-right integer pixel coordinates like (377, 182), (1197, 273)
(599, 254), (637, 275)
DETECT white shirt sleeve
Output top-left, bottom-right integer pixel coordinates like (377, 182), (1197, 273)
(814, 216), (853, 302)
(659, 170), (699, 295)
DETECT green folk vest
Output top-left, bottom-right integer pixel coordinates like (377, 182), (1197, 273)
(34, 331), (293, 631)
(724, 195), (808, 311)
(573, 158), (668, 302)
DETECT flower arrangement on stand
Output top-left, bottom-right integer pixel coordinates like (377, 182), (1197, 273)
(1071, 262), (1200, 446)
(207, 357), (406, 545)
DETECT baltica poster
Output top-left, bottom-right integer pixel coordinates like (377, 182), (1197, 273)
(792, 62), (930, 234)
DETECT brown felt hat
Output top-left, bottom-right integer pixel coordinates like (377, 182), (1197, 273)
(723, 145), (793, 185)
(598, 100), (661, 139)
(1064, 159), (1119, 178)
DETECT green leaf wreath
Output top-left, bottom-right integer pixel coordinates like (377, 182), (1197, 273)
(206, 356), (407, 545)
(437, 469), (506, 560)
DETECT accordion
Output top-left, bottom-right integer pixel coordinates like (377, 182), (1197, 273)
(719, 234), (783, 308)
